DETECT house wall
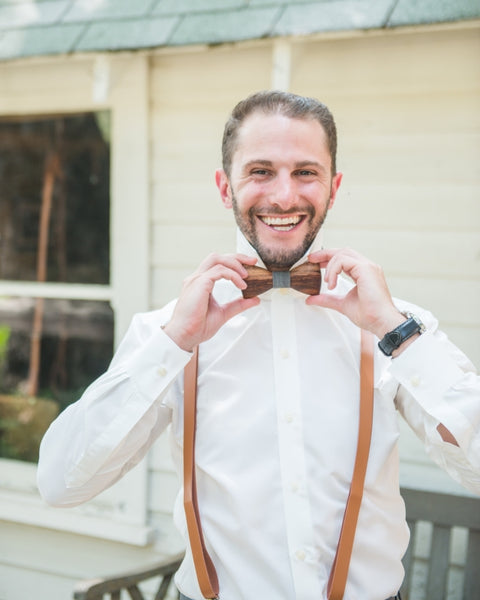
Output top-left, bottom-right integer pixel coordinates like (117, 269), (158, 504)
(0, 22), (478, 600)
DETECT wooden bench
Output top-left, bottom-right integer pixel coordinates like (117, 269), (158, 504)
(73, 552), (184, 600)
(400, 487), (480, 599)
(73, 488), (480, 600)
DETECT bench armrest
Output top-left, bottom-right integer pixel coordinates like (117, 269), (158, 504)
(73, 552), (184, 600)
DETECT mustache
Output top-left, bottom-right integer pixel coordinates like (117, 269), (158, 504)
(248, 206), (315, 217)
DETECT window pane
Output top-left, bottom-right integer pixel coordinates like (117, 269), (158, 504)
(0, 112), (110, 284)
(0, 297), (113, 463)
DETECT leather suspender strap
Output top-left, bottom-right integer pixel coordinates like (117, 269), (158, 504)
(183, 330), (375, 600)
(183, 346), (219, 599)
(327, 329), (375, 599)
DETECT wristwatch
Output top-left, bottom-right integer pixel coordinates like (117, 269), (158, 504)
(378, 312), (425, 356)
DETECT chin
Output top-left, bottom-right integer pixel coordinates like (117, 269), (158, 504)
(258, 246), (306, 271)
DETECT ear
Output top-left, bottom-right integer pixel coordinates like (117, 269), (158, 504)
(328, 172), (343, 209)
(215, 169), (233, 209)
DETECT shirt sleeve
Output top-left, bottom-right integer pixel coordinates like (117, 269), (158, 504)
(390, 320), (480, 496)
(37, 307), (192, 507)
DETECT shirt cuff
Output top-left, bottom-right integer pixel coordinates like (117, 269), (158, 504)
(390, 332), (474, 445)
(126, 326), (193, 402)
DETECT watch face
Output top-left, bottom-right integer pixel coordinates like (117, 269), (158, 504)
(388, 331), (403, 347)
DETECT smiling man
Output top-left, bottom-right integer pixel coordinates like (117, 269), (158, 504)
(38, 91), (480, 600)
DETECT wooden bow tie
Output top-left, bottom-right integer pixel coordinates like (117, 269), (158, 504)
(241, 262), (321, 299)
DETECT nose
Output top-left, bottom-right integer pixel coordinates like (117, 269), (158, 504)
(270, 171), (296, 210)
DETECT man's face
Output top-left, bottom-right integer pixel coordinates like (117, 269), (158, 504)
(216, 112), (342, 270)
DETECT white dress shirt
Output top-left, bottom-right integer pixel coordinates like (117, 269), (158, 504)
(37, 232), (480, 600)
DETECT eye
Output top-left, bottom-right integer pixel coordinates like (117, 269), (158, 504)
(249, 168), (273, 180)
(296, 169), (316, 177)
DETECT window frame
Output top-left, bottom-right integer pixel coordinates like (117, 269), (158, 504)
(0, 53), (151, 545)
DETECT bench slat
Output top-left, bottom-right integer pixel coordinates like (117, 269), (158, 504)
(426, 524), (451, 597)
(464, 529), (480, 600)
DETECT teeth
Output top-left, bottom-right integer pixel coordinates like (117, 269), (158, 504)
(260, 215), (302, 231)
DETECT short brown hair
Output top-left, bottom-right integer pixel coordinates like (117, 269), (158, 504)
(222, 90), (338, 177)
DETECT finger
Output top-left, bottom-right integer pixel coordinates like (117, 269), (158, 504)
(222, 296), (260, 322)
(196, 253), (257, 278)
(309, 248), (353, 287)
(203, 264), (251, 290)
(308, 248), (340, 265)
(323, 250), (366, 289)
(306, 293), (344, 313)
(323, 255), (347, 290)
(237, 254), (258, 265)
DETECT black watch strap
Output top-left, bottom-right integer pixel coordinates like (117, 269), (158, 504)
(378, 313), (425, 356)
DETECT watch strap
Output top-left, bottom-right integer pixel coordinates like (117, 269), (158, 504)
(378, 314), (424, 356)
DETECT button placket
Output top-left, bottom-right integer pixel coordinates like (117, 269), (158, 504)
(271, 291), (322, 598)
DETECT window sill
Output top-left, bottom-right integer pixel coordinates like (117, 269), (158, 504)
(0, 458), (154, 546)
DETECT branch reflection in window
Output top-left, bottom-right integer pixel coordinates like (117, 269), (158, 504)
(0, 112), (112, 462)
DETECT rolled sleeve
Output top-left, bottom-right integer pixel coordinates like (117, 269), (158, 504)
(391, 332), (480, 492)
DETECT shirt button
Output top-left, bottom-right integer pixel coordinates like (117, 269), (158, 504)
(295, 549), (306, 561)
(280, 288), (289, 296)
(410, 375), (421, 387)
(284, 412), (294, 423)
(280, 348), (290, 359)
(157, 366), (167, 377)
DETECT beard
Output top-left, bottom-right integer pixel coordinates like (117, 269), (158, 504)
(231, 194), (330, 270)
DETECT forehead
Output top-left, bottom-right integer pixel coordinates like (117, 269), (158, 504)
(232, 111), (331, 169)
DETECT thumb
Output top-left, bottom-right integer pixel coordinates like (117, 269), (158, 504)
(306, 293), (344, 314)
(222, 297), (260, 322)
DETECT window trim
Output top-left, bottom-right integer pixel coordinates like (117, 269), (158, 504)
(0, 53), (151, 545)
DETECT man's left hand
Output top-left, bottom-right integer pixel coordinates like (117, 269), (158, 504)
(306, 247), (406, 339)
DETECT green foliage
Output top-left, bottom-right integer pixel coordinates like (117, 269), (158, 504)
(0, 394), (59, 462)
(0, 324), (10, 364)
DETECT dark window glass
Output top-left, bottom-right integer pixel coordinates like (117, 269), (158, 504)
(0, 298), (113, 463)
(0, 112), (112, 463)
(0, 112), (110, 284)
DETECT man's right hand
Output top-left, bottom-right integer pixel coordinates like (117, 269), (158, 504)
(163, 253), (260, 352)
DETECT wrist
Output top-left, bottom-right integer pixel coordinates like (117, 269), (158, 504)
(162, 322), (195, 353)
(372, 310), (406, 340)
(378, 311), (425, 357)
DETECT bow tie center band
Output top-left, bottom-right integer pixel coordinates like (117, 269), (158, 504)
(242, 262), (321, 299)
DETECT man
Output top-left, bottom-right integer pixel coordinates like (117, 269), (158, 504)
(38, 91), (480, 600)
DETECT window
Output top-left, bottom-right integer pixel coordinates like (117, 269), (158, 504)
(0, 112), (113, 463)
(0, 54), (151, 545)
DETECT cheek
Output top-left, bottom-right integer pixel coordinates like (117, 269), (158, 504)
(233, 186), (263, 213)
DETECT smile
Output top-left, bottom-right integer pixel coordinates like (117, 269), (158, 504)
(258, 215), (304, 232)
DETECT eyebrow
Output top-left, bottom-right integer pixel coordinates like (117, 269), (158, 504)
(243, 159), (328, 174)
(294, 160), (327, 174)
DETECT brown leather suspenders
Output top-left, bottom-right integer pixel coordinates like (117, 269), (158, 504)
(183, 345), (219, 599)
(327, 329), (374, 599)
(183, 329), (375, 600)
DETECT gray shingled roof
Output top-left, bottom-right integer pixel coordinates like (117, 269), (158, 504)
(0, 0), (479, 61)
